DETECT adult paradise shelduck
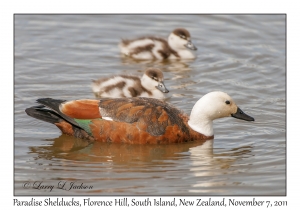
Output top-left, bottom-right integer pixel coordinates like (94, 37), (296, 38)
(25, 92), (254, 144)
(119, 28), (197, 60)
(91, 68), (169, 99)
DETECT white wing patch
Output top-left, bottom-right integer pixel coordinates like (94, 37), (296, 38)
(102, 116), (113, 121)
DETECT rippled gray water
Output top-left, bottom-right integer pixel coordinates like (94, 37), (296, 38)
(14, 14), (285, 195)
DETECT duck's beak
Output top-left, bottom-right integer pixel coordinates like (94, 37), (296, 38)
(231, 107), (255, 121)
(184, 41), (197, 51)
(156, 82), (169, 93)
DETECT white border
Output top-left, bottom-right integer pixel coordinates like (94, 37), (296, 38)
(4, 0), (296, 208)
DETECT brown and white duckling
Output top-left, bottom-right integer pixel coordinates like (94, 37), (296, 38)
(119, 28), (197, 60)
(91, 68), (169, 99)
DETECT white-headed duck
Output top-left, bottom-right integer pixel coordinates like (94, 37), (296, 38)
(25, 92), (254, 144)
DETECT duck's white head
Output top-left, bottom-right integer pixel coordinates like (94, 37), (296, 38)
(188, 91), (254, 137)
(168, 28), (197, 51)
(141, 68), (169, 93)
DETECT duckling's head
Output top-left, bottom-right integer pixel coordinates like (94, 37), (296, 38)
(188, 91), (254, 136)
(168, 28), (197, 51)
(141, 68), (169, 93)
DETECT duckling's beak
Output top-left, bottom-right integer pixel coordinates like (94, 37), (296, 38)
(156, 82), (169, 93)
(231, 107), (255, 121)
(184, 41), (197, 51)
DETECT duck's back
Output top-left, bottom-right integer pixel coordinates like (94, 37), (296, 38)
(92, 75), (151, 98)
(92, 97), (209, 144)
(119, 37), (178, 60)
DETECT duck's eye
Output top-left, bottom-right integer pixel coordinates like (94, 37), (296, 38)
(225, 100), (230, 105)
(180, 35), (186, 39)
(152, 77), (158, 81)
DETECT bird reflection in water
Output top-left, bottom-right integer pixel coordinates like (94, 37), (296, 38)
(29, 135), (252, 167)
(28, 135), (252, 195)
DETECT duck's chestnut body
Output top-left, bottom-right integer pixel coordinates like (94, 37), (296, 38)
(25, 92), (254, 144)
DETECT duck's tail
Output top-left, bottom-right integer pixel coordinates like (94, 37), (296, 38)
(25, 100), (95, 142)
(25, 105), (62, 124)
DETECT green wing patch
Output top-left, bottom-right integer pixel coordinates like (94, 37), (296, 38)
(74, 118), (102, 136)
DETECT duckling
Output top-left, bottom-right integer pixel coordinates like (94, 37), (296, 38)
(91, 68), (169, 99)
(119, 28), (197, 60)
